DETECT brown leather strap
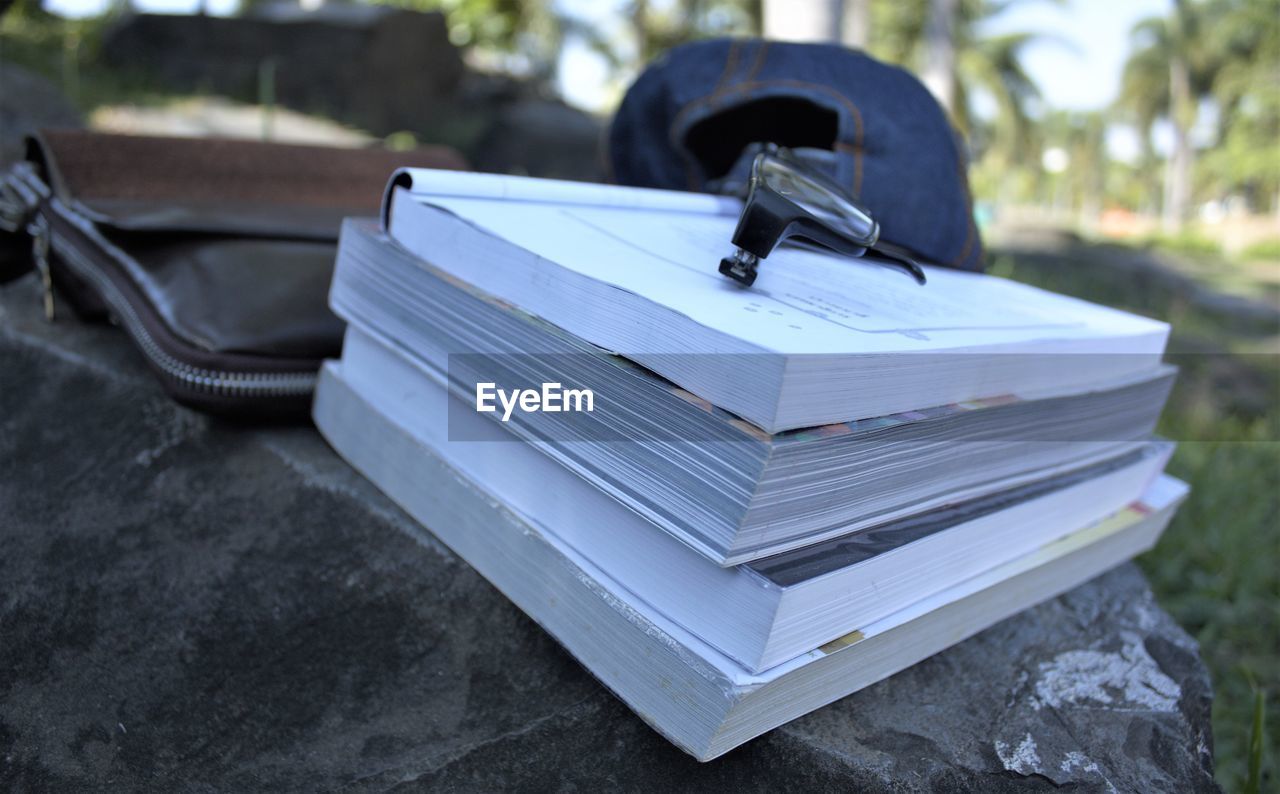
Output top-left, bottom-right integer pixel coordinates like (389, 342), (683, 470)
(30, 129), (468, 216)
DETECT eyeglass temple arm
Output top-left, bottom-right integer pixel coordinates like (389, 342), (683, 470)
(721, 193), (927, 286)
(866, 239), (927, 285)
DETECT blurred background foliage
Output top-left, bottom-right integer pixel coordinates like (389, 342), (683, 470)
(1, 0), (1276, 789)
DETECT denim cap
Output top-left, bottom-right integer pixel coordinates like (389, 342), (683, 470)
(608, 38), (984, 272)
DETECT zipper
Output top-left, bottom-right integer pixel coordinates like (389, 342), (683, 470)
(27, 214), (56, 320)
(47, 207), (318, 400)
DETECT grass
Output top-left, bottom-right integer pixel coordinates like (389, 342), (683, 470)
(1136, 234), (1280, 308)
(991, 245), (1278, 792)
(1144, 230), (1226, 259)
(1242, 238), (1280, 263)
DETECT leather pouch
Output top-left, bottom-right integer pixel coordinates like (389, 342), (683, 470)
(0, 130), (464, 417)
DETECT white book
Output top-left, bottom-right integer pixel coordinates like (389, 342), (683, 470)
(332, 324), (1172, 672)
(313, 363), (1188, 761)
(332, 220), (1176, 564)
(382, 170), (1169, 433)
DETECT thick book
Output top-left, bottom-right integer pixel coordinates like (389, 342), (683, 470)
(331, 324), (1172, 672)
(332, 220), (1176, 564)
(313, 363), (1188, 761)
(381, 170), (1169, 433)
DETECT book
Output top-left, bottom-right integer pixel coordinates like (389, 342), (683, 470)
(328, 323), (1172, 673)
(381, 170), (1169, 433)
(313, 362), (1189, 761)
(333, 220), (1176, 564)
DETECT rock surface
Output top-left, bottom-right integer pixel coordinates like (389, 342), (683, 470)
(98, 9), (464, 136)
(0, 275), (1217, 791)
(0, 62), (83, 167)
(91, 12), (607, 181)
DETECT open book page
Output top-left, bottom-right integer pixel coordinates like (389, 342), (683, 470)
(388, 170), (1168, 355)
(387, 167), (741, 214)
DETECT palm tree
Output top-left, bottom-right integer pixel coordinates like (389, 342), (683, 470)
(632, 0), (753, 62)
(1164, 0), (1200, 233)
(1200, 0), (1280, 217)
(842, 0), (871, 48)
(957, 31), (1041, 154)
(1118, 1), (1215, 232)
(1038, 110), (1107, 222)
(1115, 26), (1168, 216)
(860, 0), (1047, 172)
(921, 0), (960, 113)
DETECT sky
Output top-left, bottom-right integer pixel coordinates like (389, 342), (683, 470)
(44, 0), (1176, 119)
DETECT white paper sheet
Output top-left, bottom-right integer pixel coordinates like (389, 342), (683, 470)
(389, 169), (1167, 356)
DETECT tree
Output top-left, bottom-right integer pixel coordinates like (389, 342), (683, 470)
(1115, 24), (1168, 215)
(860, 0), (1047, 176)
(1118, 1), (1218, 231)
(366, 0), (565, 80)
(1200, 0), (1280, 215)
(1038, 110), (1107, 222)
(842, 0), (870, 48)
(1165, 2), (1197, 231)
(959, 31), (1041, 159)
(630, 0), (757, 63)
(920, 0), (960, 113)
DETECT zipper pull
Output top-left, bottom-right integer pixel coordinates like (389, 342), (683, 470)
(26, 215), (55, 321)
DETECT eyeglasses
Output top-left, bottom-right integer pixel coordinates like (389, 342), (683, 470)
(719, 147), (927, 287)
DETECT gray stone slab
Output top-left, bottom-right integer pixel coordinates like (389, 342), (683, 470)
(0, 274), (1217, 791)
(0, 62), (83, 168)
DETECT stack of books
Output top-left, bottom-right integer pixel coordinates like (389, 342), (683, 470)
(314, 170), (1188, 761)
